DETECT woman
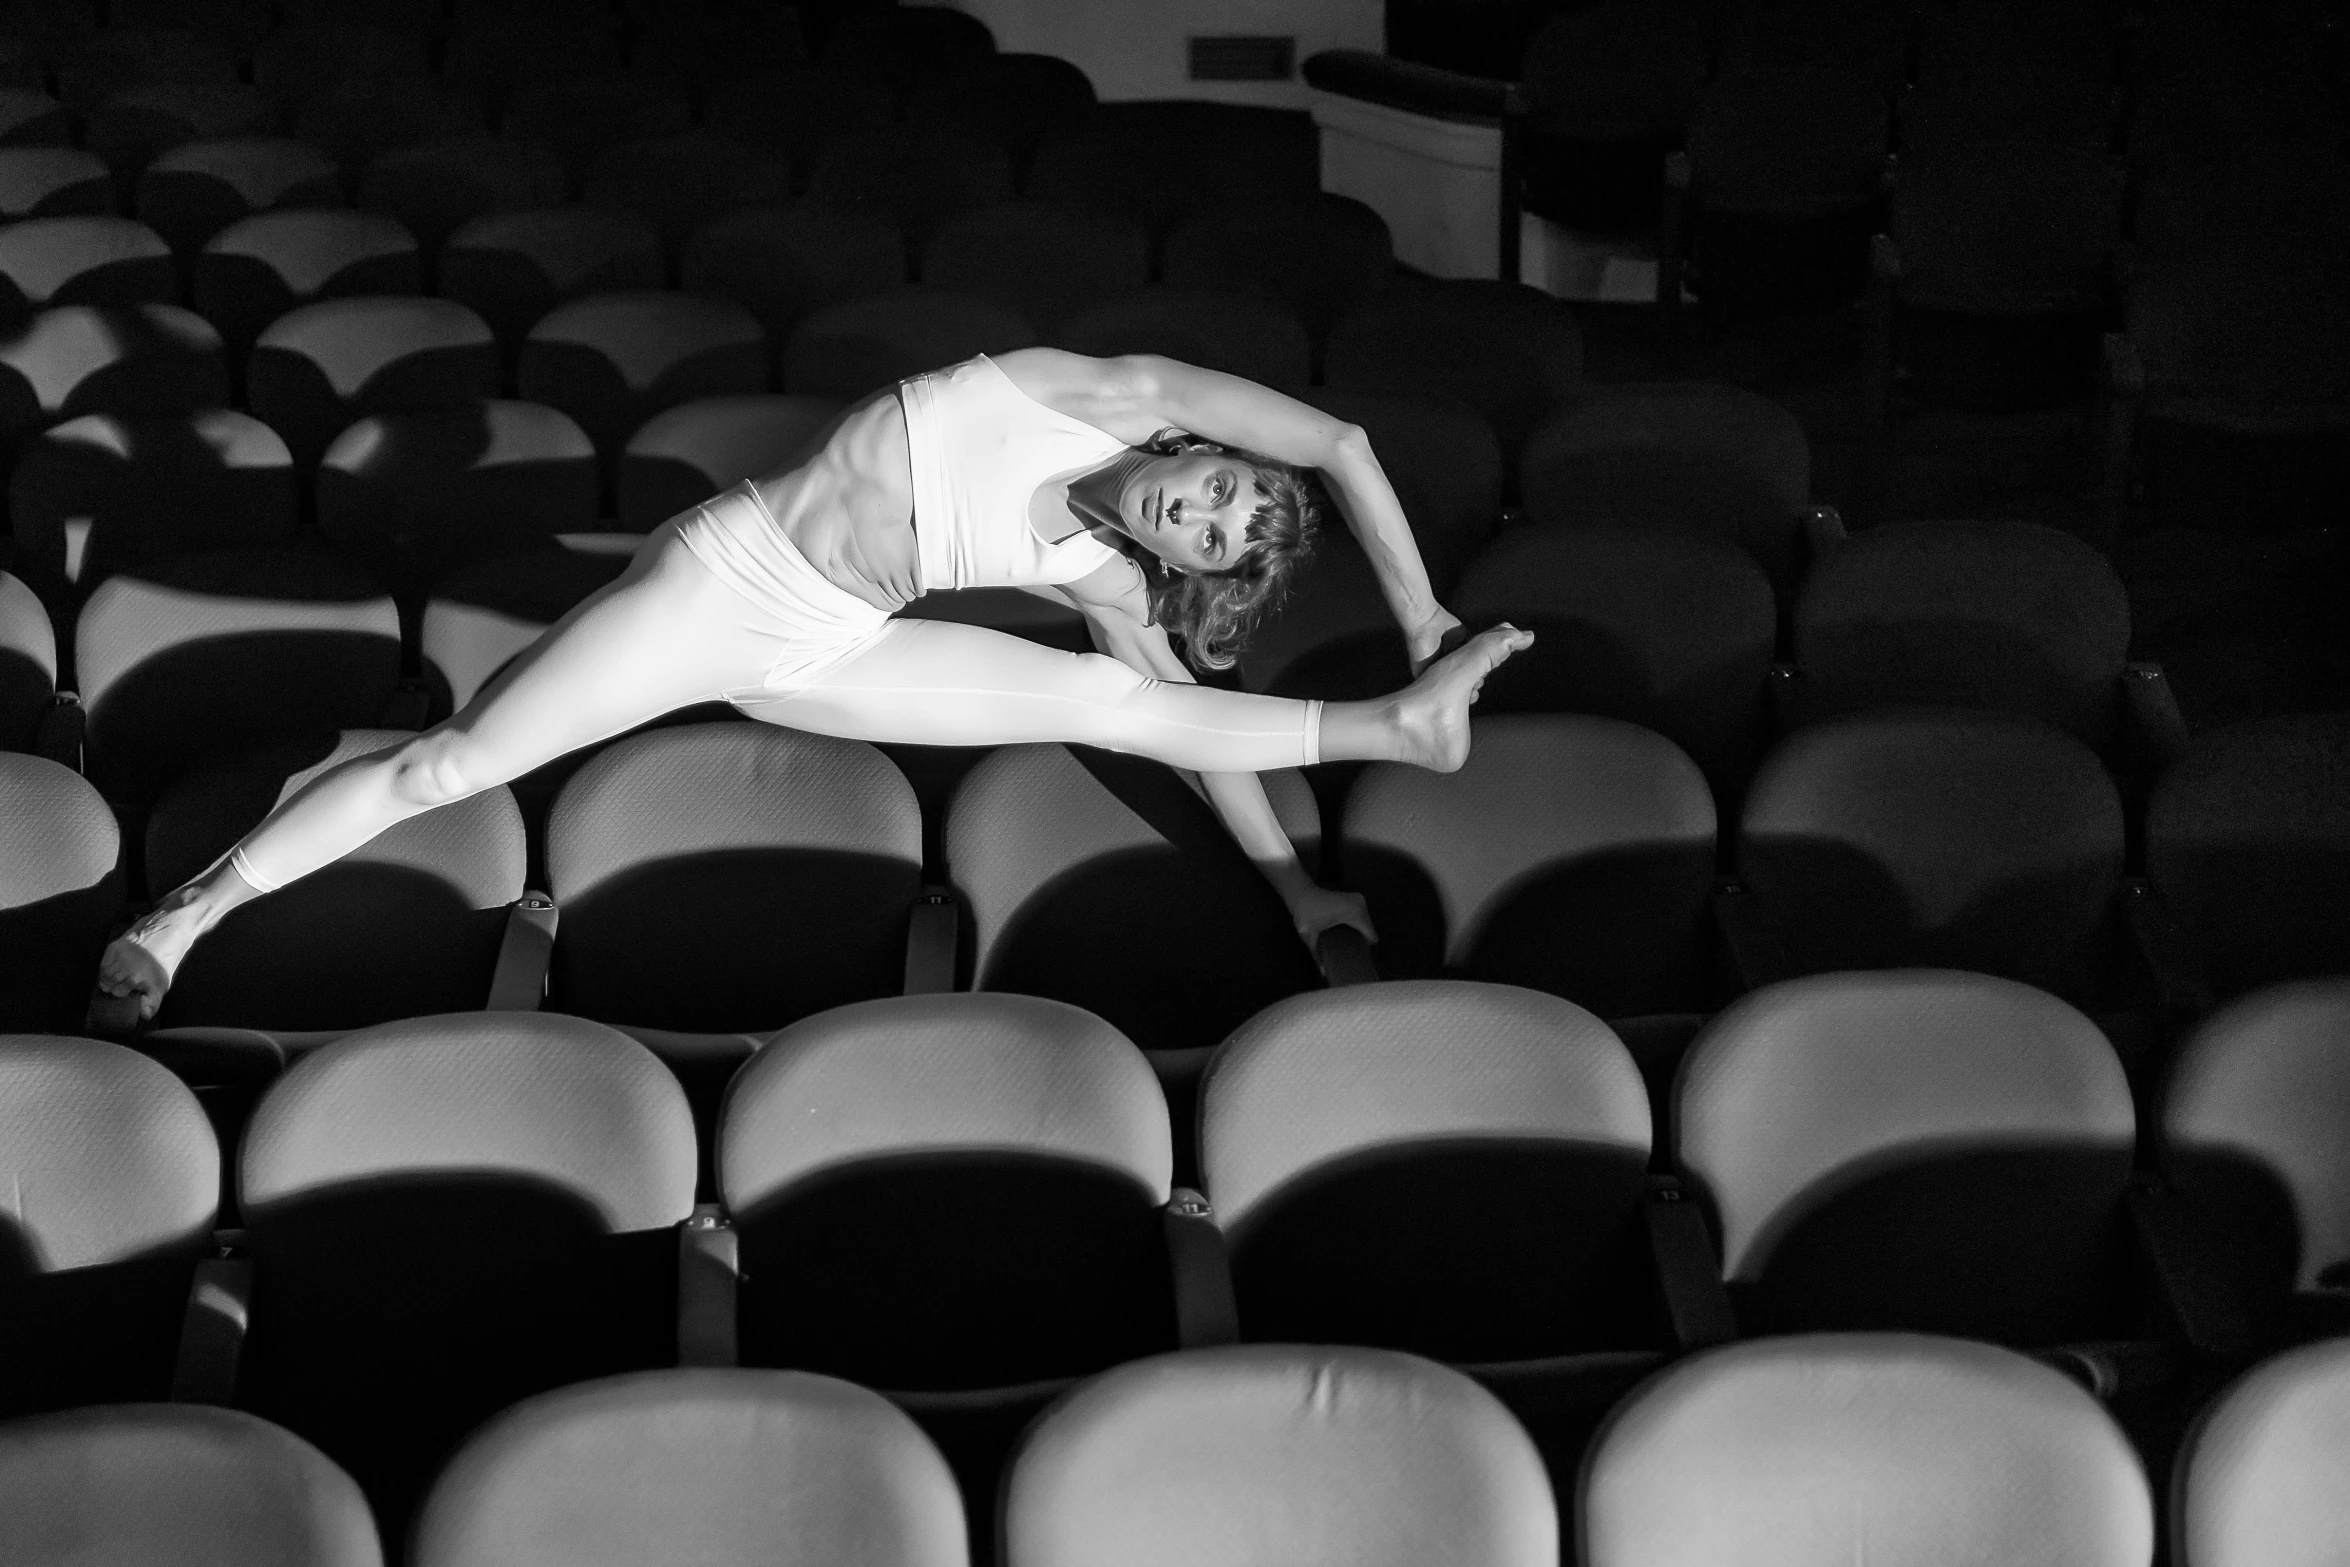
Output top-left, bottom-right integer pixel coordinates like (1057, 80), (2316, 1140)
(96, 350), (1532, 1020)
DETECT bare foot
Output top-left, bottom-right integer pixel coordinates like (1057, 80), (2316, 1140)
(93, 886), (212, 1026)
(1389, 624), (1535, 771)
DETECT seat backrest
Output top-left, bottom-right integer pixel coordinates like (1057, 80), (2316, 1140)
(1004, 1344), (1556, 1567)
(1453, 522), (1776, 792)
(782, 284), (1035, 398)
(616, 392), (843, 530)
(1161, 194), (1396, 342)
(0, 1404), (382, 1567)
(580, 129), (794, 248)
(0, 213), (175, 310)
(919, 199), (1151, 336)
(678, 204), (908, 355)
(1322, 279), (1584, 455)
(10, 408), (297, 595)
(0, 1034), (216, 1414)
(1677, 969), (2136, 1342)
(802, 122), (1016, 255)
(247, 294), (499, 466)
(356, 133), (568, 250)
(722, 991), (1175, 1388)
(315, 399), (599, 593)
(239, 1011), (696, 1528)
(1053, 284), (1313, 392)
(2146, 714), (2350, 999)
(1793, 518), (2131, 745)
(194, 208), (422, 349)
(904, 50), (1096, 165)
(498, 76), (693, 183)
(438, 204), (666, 347)
(0, 303), (229, 445)
(1204, 978), (1651, 1358)
(1734, 709), (2125, 992)
(1339, 714), (1717, 1013)
(2176, 1337), (2350, 1567)
(136, 136), (347, 253)
(2160, 979), (2350, 1302)
(420, 547), (630, 714)
(517, 289), (768, 453)
(0, 145), (113, 219)
(546, 722), (924, 1032)
(1582, 1334), (2151, 1567)
(1516, 381), (1810, 586)
(1298, 387), (1501, 596)
(947, 742), (1323, 1054)
(412, 1368), (966, 1567)
(0, 569), (57, 752)
(145, 728), (526, 1030)
(2125, 239), (2350, 403)
(0, 754), (122, 1030)
(1890, 143), (2130, 303)
(75, 547), (402, 808)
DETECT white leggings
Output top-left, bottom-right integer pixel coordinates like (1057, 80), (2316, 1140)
(229, 523), (1323, 893)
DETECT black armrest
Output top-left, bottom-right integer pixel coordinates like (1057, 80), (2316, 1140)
(35, 691), (82, 771)
(484, 891), (557, 1011)
(902, 885), (958, 995)
(2122, 877), (2214, 1018)
(1164, 1188), (1239, 1348)
(1801, 504), (1847, 564)
(1712, 877), (1790, 993)
(1644, 1177), (1736, 1350)
(2121, 662), (2190, 775)
(170, 1238), (251, 1405)
(1301, 48), (1515, 123)
(2126, 1178), (2256, 1360)
(1315, 924), (1380, 987)
(677, 1203), (739, 1368)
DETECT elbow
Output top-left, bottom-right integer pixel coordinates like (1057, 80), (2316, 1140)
(1327, 421), (1371, 468)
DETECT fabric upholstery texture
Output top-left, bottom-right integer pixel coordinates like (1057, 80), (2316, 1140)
(1003, 1345), (1557, 1567)
(2177, 1337), (2350, 1567)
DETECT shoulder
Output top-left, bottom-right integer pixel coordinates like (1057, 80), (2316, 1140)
(989, 348), (1177, 445)
(1057, 546), (1152, 614)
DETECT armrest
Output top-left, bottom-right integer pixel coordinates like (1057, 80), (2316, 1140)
(1315, 924), (1380, 987)
(2126, 1178), (2256, 1360)
(1163, 1188), (1239, 1348)
(2123, 877), (2214, 1017)
(2121, 662), (2190, 774)
(35, 691), (82, 770)
(677, 1203), (738, 1368)
(484, 891), (557, 1011)
(1301, 48), (1514, 123)
(1711, 878), (1784, 992)
(1800, 504), (1846, 566)
(170, 1238), (251, 1405)
(1644, 1177), (1736, 1350)
(902, 885), (958, 995)
(1767, 663), (1804, 734)
(378, 678), (431, 731)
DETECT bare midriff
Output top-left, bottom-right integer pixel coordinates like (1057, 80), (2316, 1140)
(746, 389), (924, 613)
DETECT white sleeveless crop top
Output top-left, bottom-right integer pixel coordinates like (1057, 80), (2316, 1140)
(897, 354), (1128, 593)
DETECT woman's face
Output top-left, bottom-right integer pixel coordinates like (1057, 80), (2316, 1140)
(1111, 450), (1255, 574)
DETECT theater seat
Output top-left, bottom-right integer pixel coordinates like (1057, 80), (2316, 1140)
(420, 548), (631, 717)
(1338, 715), (1718, 1015)
(438, 205), (665, 354)
(0, 572), (57, 755)
(1451, 523), (1777, 795)
(2176, 1338), (2350, 1567)
(135, 136), (344, 258)
(0, 144), (114, 220)
(2144, 714), (2350, 1001)
(357, 134), (565, 252)
(1202, 980), (1672, 1481)
(0, 1033), (216, 1414)
(680, 206), (908, 377)
(544, 722), (931, 1140)
(0, 754), (121, 1030)
(1582, 1334), (2151, 1567)
(193, 208), (421, 355)
(516, 290), (768, 480)
(0, 214), (176, 312)
(410, 1369), (965, 1567)
(2157, 978), (2350, 1349)
(703, 66), (895, 189)
(1296, 387), (1503, 595)
(1003, 1345), (1556, 1567)
(85, 80), (277, 180)
(1677, 970), (2138, 1348)
(1324, 280), (1584, 458)
(0, 1405), (382, 1567)
(9, 408), (298, 604)
(919, 199), (1150, 336)
(581, 131), (794, 255)
(293, 78), (484, 179)
(75, 547), (403, 810)
(0, 303), (231, 448)
(1726, 710), (2128, 999)
(715, 992), (1199, 1519)
(498, 76), (692, 188)
(252, 21), (430, 115)
(138, 728), (530, 1038)
(245, 295), (499, 468)
(236, 1012), (696, 1546)
(616, 393), (842, 531)
(315, 399), (600, 595)
(1161, 194), (1396, 347)
(783, 285), (1035, 399)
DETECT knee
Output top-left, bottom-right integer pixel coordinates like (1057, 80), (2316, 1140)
(385, 731), (479, 811)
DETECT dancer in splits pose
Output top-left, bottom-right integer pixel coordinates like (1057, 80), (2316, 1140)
(97, 350), (1532, 1020)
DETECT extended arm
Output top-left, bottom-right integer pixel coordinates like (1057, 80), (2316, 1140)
(1000, 349), (1465, 669)
(1059, 564), (1374, 947)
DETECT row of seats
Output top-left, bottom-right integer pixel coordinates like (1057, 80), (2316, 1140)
(17, 1330), (2349, 1566)
(7, 973), (2350, 1532)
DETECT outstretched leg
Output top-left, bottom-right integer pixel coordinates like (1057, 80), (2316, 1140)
(95, 529), (794, 1021)
(734, 616), (1532, 771)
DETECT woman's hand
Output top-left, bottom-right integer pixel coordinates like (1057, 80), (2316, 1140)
(1406, 606), (1466, 675)
(1287, 884), (1377, 950)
